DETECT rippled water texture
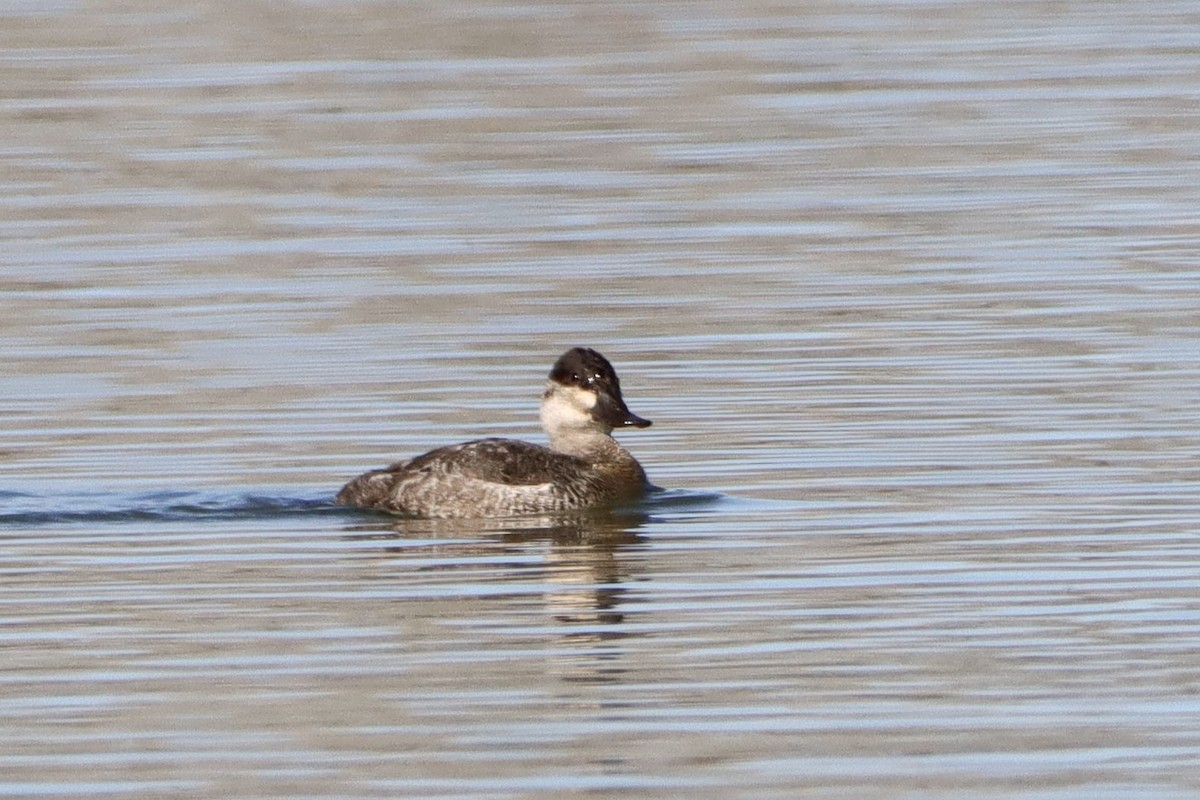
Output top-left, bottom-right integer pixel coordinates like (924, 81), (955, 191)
(4, 1), (1200, 797)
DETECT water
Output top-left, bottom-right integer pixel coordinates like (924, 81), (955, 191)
(4, 0), (1200, 797)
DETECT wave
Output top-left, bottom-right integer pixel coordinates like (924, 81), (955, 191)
(0, 489), (342, 527)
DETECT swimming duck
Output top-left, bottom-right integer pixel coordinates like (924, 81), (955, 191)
(335, 347), (652, 518)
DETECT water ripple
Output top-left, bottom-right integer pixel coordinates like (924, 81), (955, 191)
(0, 490), (339, 527)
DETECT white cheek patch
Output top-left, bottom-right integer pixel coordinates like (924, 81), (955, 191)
(540, 384), (598, 431)
(566, 385), (597, 410)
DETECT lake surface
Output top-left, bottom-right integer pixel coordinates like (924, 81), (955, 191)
(3, 0), (1200, 797)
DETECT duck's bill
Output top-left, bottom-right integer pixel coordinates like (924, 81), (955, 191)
(595, 392), (652, 429)
(622, 412), (653, 428)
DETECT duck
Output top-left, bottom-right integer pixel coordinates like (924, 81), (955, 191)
(335, 347), (653, 518)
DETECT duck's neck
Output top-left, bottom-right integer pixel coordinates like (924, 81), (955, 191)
(548, 429), (628, 461)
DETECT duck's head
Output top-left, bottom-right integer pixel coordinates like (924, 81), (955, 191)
(540, 347), (651, 438)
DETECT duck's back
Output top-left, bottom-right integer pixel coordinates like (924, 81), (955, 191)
(335, 437), (647, 518)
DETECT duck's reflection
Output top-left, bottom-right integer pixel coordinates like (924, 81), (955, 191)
(342, 507), (649, 683)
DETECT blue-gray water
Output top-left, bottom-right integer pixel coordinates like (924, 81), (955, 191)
(4, 1), (1200, 797)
